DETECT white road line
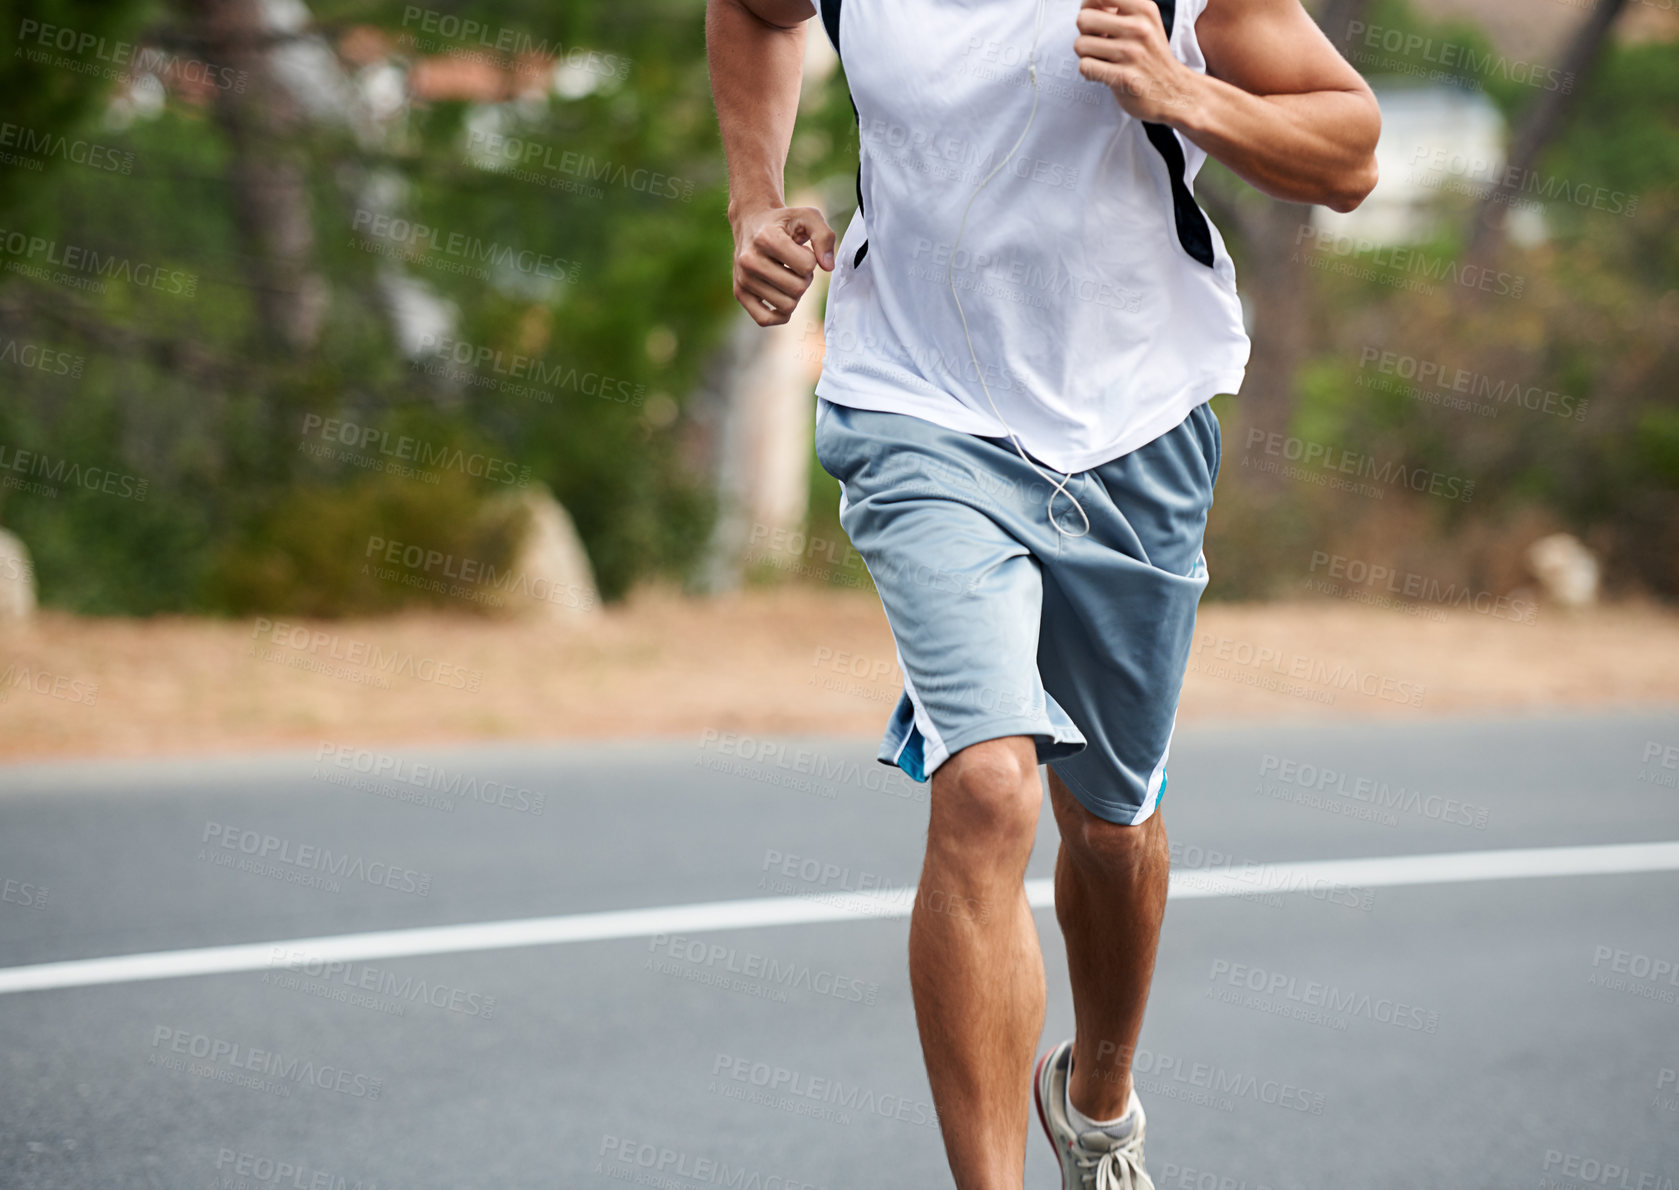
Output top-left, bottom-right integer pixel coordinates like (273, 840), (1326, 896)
(2, 841), (1676, 996)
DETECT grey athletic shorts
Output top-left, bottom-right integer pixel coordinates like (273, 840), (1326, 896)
(814, 397), (1221, 825)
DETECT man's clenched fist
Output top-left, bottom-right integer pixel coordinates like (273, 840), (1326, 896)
(1074, 0), (1198, 124)
(729, 205), (836, 327)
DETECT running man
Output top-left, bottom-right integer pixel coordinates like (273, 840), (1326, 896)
(706, 1), (1379, 1186)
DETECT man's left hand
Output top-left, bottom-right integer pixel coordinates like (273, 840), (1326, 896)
(1073, 0), (1198, 125)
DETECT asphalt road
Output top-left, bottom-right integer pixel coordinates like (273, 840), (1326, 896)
(1, 710), (1677, 1190)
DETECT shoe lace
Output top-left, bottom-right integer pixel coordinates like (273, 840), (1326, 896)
(1072, 1130), (1154, 1190)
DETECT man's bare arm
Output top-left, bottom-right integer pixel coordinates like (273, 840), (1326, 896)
(706, 0), (836, 327)
(1074, 0), (1381, 212)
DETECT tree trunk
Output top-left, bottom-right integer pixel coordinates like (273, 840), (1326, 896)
(1214, 0), (1375, 484)
(176, 0), (327, 355)
(1232, 198), (1315, 444)
(1463, 0), (1630, 264)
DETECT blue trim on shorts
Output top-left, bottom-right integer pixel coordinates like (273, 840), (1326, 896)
(897, 728), (928, 783)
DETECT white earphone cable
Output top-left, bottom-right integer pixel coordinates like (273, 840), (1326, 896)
(946, 0), (1090, 538)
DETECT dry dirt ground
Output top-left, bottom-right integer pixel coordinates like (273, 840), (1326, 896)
(1, 588), (1676, 763)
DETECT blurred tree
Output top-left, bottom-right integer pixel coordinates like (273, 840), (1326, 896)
(0, 0), (1672, 616)
(0, 0), (854, 612)
(0, 0), (151, 217)
(1463, 0), (1632, 264)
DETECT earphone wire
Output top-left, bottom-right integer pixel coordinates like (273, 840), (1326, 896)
(946, 0), (1090, 538)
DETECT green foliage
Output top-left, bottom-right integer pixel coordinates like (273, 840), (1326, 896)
(209, 467), (524, 617)
(0, 0), (156, 215)
(0, 0), (1673, 616)
(0, 0), (855, 613)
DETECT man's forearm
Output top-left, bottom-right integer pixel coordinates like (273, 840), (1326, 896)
(1169, 76), (1379, 212)
(706, 0), (807, 223)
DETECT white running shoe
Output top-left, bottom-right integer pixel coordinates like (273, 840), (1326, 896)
(1033, 1039), (1154, 1190)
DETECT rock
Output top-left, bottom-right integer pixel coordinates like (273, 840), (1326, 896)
(1526, 533), (1599, 608)
(0, 528), (36, 623)
(480, 485), (599, 620)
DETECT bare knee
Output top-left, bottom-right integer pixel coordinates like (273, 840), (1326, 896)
(1060, 792), (1165, 877)
(929, 737), (1042, 861)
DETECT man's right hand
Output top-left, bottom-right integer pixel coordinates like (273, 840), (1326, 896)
(729, 205), (837, 327)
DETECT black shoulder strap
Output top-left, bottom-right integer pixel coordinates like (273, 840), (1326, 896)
(1143, 0), (1215, 267)
(820, 0), (842, 57)
(820, 0), (869, 267)
(822, 0), (1203, 271)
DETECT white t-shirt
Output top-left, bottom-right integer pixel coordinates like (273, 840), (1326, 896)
(795, 0), (1250, 474)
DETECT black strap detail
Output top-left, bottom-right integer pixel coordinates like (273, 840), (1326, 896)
(820, 0), (842, 61)
(822, 0), (869, 268)
(823, 0), (1202, 271)
(1142, 0), (1215, 268)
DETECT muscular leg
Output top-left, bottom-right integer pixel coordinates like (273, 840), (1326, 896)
(1047, 768), (1171, 1119)
(911, 735), (1046, 1190)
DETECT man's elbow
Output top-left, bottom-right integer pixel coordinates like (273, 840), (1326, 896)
(1322, 154), (1379, 214)
(1321, 98), (1382, 213)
